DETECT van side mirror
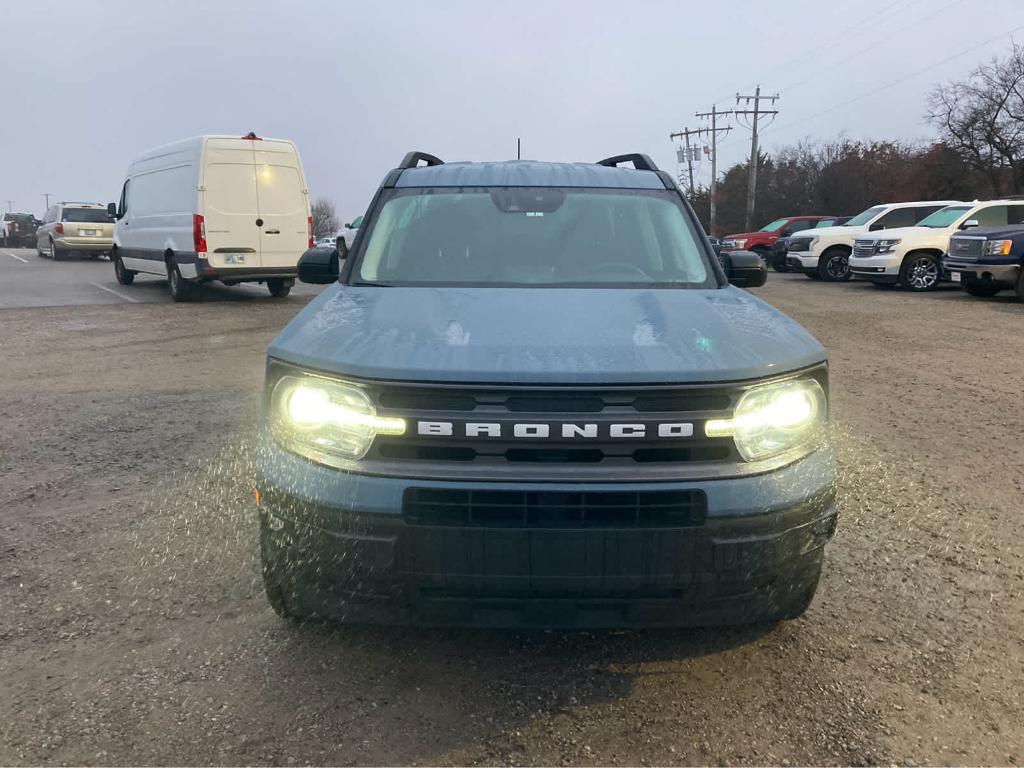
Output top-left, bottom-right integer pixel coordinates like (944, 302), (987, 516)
(297, 247), (339, 284)
(106, 202), (117, 218)
(960, 219), (980, 230)
(723, 251), (768, 288)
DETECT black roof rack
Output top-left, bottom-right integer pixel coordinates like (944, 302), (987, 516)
(596, 153), (660, 172)
(399, 151), (444, 169)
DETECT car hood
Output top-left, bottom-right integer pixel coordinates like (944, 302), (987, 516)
(856, 225), (941, 242)
(268, 285), (826, 385)
(950, 225), (1024, 240)
(722, 231), (768, 241)
(789, 225), (863, 239)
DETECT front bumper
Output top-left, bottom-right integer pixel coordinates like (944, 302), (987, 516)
(849, 254), (899, 279)
(944, 257), (1020, 285)
(256, 439), (838, 627)
(787, 252), (818, 272)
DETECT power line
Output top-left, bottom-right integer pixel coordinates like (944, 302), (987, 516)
(694, 106), (732, 235)
(763, 23), (1024, 140)
(775, 0), (968, 93)
(668, 126), (701, 192)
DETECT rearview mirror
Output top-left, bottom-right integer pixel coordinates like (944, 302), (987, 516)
(297, 247), (339, 284)
(723, 251), (768, 288)
(106, 202), (117, 218)
(960, 219), (980, 230)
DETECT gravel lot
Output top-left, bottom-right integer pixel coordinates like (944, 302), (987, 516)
(1, 250), (1022, 765)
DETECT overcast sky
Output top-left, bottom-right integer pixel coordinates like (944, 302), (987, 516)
(2, 0), (1022, 222)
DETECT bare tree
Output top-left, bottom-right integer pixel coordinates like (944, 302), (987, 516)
(926, 43), (1024, 195)
(311, 197), (339, 239)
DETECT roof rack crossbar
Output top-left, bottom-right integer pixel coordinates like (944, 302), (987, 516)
(596, 153), (660, 172)
(399, 151), (444, 170)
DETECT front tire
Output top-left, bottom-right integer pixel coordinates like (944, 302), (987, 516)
(267, 278), (293, 298)
(805, 271), (821, 280)
(113, 253), (136, 285)
(963, 278), (1001, 298)
(166, 259), (190, 302)
(818, 248), (851, 282)
(899, 252), (941, 291)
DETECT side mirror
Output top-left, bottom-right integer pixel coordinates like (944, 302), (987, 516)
(297, 247), (339, 284)
(724, 250), (768, 288)
(106, 202), (117, 218)
(343, 222), (352, 229)
(960, 219), (980, 230)
(868, 222), (885, 231)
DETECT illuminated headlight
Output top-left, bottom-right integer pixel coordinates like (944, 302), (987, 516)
(706, 378), (827, 462)
(268, 375), (405, 463)
(875, 239), (902, 254)
(983, 239), (1013, 256)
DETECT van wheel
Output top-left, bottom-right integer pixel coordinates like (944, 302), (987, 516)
(113, 254), (136, 285)
(267, 278), (292, 298)
(963, 278), (1001, 298)
(818, 247), (851, 281)
(166, 259), (190, 301)
(49, 240), (60, 261)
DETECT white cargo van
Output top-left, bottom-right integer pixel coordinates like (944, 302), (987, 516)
(109, 133), (312, 300)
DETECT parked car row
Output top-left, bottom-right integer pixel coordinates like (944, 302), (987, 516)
(719, 197), (1024, 300)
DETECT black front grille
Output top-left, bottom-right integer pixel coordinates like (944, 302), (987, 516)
(403, 488), (707, 528)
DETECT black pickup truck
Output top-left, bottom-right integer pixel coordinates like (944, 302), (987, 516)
(944, 225), (1024, 302)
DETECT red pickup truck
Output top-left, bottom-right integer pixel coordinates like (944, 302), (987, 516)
(720, 216), (836, 261)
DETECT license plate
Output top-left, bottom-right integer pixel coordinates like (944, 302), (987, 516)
(224, 254), (246, 264)
(79, 229), (97, 236)
(950, 271), (961, 282)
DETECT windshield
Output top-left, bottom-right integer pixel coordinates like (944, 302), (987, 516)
(918, 205), (971, 228)
(844, 206), (886, 226)
(353, 187), (714, 287)
(62, 208), (112, 223)
(758, 218), (789, 232)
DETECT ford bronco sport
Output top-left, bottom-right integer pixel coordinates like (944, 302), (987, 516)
(256, 151), (837, 628)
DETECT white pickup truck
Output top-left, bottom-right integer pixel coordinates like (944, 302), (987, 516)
(785, 200), (959, 281)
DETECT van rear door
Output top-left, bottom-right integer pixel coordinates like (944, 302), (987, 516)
(201, 138), (262, 268)
(254, 141), (310, 269)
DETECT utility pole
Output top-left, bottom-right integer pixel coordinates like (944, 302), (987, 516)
(668, 126), (700, 193)
(735, 86), (779, 230)
(42, 192), (52, 210)
(4, 200), (13, 213)
(695, 106), (732, 236)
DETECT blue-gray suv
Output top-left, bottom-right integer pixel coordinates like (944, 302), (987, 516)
(255, 151), (837, 628)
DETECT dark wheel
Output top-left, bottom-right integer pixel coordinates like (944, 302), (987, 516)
(267, 278), (293, 298)
(899, 252), (941, 291)
(770, 256), (790, 273)
(49, 240), (60, 261)
(752, 247), (771, 265)
(259, 517), (304, 621)
(113, 253), (136, 285)
(805, 271), (822, 280)
(818, 247), (851, 282)
(166, 258), (190, 301)
(962, 278), (1001, 298)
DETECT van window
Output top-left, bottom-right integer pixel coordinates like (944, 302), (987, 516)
(204, 164), (258, 215)
(256, 165), (305, 215)
(62, 208), (112, 223)
(129, 166), (195, 217)
(355, 187), (713, 288)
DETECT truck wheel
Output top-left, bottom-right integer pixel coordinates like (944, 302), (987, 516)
(166, 259), (191, 302)
(113, 254), (136, 285)
(267, 278), (292, 298)
(963, 278), (1001, 298)
(818, 248), (851, 282)
(752, 247), (771, 265)
(899, 252), (941, 291)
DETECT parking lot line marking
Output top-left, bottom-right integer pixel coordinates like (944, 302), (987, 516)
(90, 282), (141, 304)
(6, 252), (28, 263)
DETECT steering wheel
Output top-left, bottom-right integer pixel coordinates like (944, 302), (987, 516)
(589, 262), (652, 280)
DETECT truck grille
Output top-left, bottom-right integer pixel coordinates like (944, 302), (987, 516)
(947, 237), (983, 261)
(852, 239), (876, 257)
(403, 488), (707, 528)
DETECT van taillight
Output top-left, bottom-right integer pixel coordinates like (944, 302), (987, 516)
(55, 223), (64, 235)
(307, 216), (314, 249)
(193, 214), (207, 254)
